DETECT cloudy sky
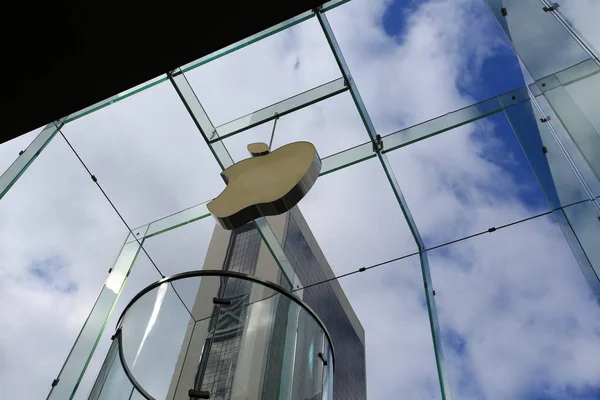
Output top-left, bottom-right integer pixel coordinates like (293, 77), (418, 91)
(1, 0), (600, 399)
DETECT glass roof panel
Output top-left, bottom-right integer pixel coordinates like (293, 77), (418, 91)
(296, 157), (418, 280)
(0, 136), (127, 399)
(61, 80), (225, 228)
(325, 0), (525, 135)
(428, 213), (600, 399)
(333, 257), (442, 399)
(185, 17), (341, 126)
(387, 112), (550, 249)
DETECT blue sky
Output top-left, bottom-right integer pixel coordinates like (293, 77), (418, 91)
(0, 0), (599, 399)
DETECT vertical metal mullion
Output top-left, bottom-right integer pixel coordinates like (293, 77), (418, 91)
(316, 9), (452, 400)
(47, 228), (147, 400)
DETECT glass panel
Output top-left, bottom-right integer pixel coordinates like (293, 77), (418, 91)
(326, 0), (523, 134)
(214, 77), (347, 140)
(144, 215), (299, 296)
(116, 275), (332, 400)
(563, 200), (600, 280)
(120, 282), (195, 399)
(504, 100), (591, 208)
(554, 0), (600, 56)
(141, 217), (217, 278)
(329, 257), (441, 398)
(532, 95), (600, 198)
(388, 112), (549, 248)
(49, 236), (146, 400)
(223, 91), (370, 162)
(87, 338), (119, 400)
(545, 85), (600, 179)
(565, 73), (600, 134)
(185, 17), (340, 126)
(74, 252), (162, 400)
(61, 80), (225, 227)
(90, 339), (133, 400)
(295, 157), (418, 281)
(484, 0), (590, 80)
(0, 135), (128, 400)
(428, 213), (600, 399)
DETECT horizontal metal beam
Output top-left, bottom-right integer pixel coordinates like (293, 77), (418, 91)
(320, 87), (529, 175)
(211, 77), (348, 141)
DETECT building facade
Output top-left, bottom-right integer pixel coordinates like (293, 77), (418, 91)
(165, 207), (366, 400)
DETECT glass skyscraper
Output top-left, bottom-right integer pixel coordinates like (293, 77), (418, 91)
(184, 208), (366, 400)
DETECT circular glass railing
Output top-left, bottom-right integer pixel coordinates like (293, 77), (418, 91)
(94, 270), (334, 400)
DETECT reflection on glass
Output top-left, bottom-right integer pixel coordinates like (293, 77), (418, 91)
(553, 0), (600, 56)
(533, 95), (600, 198)
(485, 0), (590, 80)
(544, 85), (600, 179)
(109, 275), (334, 400)
(504, 100), (590, 207)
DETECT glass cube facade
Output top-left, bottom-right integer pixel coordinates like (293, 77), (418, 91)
(1, 0), (600, 399)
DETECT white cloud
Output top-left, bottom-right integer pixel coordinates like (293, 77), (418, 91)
(0, 0), (599, 399)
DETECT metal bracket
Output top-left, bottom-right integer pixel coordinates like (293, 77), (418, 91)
(501, 7), (508, 17)
(18, 150), (24, 156)
(91, 175), (98, 182)
(51, 378), (60, 387)
(542, 146), (548, 154)
(188, 389), (210, 399)
(318, 352), (328, 366)
(540, 116), (551, 123)
(372, 134), (383, 153)
(213, 297), (231, 305)
(110, 328), (121, 341)
(543, 3), (559, 12)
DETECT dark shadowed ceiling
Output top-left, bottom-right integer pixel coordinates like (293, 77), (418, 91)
(0, 0), (326, 144)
